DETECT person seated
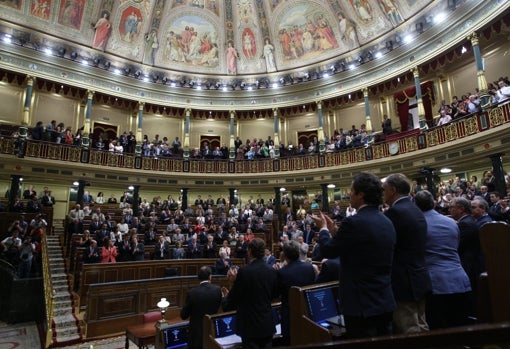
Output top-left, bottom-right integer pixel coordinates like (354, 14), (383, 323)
(173, 241), (186, 259)
(215, 251), (232, 275)
(83, 240), (100, 264)
(154, 235), (171, 260)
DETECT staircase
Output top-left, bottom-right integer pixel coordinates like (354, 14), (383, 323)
(46, 228), (82, 347)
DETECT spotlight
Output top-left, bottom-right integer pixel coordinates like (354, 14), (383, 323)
(103, 61), (111, 70)
(231, 82), (237, 89)
(395, 35), (402, 43)
(357, 56), (364, 64)
(205, 81), (211, 89)
(180, 79), (186, 87)
(189, 80), (195, 88)
(57, 47), (66, 57)
(92, 58), (100, 67)
(255, 80), (260, 89)
(304, 73), (310, 80)
(162, 76), (168, 84)
(134, 70), (141, 78)
(415, 22), (423, 34)
(279, 77), (285, 85)
(288, 76), (294, 84)
(366, 51), (373, 61)
(214, 82), (221, 89)
(152, 75), (158, 83)
(340, 62), (346, 71)
(386, 40), (393, 51)
(2, 34), (12, 44)
(124, 67), (131, 75)
(240, 81), (246, 89)
(70, 51), (78, 60)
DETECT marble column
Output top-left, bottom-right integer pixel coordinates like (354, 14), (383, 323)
(132, 185), (141, 217)
(183, 108), (191, 159)
(411, 67), (426, 129)
(468, 32), (491, 108)
(229, 110), (236, 160)
(17, 76), (35, 158)
(320, 183), (329, 212)
(316, 101), (325, 153)
(273, 108), (280, 158)
(81, 90), (94, 148)
(362, 87), (372, 132)
(135, 102), (144, 155)
(489, 153), (507, 197)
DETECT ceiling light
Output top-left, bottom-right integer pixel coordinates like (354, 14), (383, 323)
(461, 46), (467, 54)
(434, 12), (447, 24)
(44, 47), (52, 55)
(113, 68), (121, 75)
(57, 47), (66, 57)
(272, 82), (279, 88)
(70, 51), (78, 60)
(327, 184), (336, 189)
(375, 51), (383, 59)
(440, 168), (452, 174)
(403, 34), (413, 44)
(134, 70), (141, 78)
(103, 61), (111, 70)
(279, 187), (286, 192)
(2, 34), (12, 44)
(81, 58), (88, 65)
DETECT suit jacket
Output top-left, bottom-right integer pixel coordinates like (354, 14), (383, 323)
(132, 242), (145, 261)
(319, 205), (397, 317)
(215, 257), (232, 275)
(180, 281), (222, 349)
(277, 260), (316, 340)
(315, 257), (341, 284)
(154, 241), (170, 260)
(457, 214), (485, 289)
(223, 258), (278, 340)
(385, 197), (431, 302)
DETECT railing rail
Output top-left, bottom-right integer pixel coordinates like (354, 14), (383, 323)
(41, 233), (54, 349)
(1, 103), (509, 174)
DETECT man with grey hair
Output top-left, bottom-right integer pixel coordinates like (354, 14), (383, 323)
(383, 173), (431, 334)
(448, 196), (484, 318)
(471, 196), (492, 228)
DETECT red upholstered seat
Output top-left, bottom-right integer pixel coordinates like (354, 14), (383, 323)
(143, 311), (162, 323)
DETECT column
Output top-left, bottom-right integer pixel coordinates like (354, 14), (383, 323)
(76, 179), (89, 206)
(362, 87), (372, 132)
(315, 101), (325, 153)
(8, 175), (22, 211)
(273, 108), (280, 158)
(273, 187), (282, 225)
(135, 102), (144, 155)
(489, 153), (506, 197)
(320, 183), (329, 212)
(229, 188), (236, 208)
(183, 108), (191, 159)
(468, 32), (490, 108)
(132, 185), (141, 217)
(181, 188), (189, 210)
(411, 67), (426, 129)
(81, 90), (94, 148)
(17, 76), (35, 158)
(229, 110), (236, 160)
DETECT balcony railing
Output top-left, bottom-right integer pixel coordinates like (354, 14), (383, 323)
(1, 103), (509, 174)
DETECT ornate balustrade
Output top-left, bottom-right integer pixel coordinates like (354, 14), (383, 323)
(1, 103), (509, 174)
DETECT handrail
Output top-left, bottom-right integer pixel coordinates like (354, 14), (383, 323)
(0, 103), (509, 174)
(41, 232), (54, 349)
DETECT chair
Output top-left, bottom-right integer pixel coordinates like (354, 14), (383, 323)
(143, 311), (162, 323)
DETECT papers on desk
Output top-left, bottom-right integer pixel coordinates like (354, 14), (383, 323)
(215, 334), (242, 348)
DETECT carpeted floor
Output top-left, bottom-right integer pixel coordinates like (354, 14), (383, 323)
(0, 321), (41, 349)
(0, 321), (143, 349)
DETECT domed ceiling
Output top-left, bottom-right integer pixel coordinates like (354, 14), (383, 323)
(0, 0), (506, 109)
(1, 0), (434, 75)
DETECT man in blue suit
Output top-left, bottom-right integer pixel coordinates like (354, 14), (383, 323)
(383, 173), (431, 334)
(317, 172), (397, 339)
(277, 240), (316, 345)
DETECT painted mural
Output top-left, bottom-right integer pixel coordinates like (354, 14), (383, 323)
(0, 0), (435, 75)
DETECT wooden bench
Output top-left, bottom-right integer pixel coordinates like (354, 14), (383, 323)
(85, 275), (231, 339)
(78, 258), (245, 309)
(480, 221), (510, 323)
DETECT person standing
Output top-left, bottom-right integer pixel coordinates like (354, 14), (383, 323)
(414, 190), (472, 329)
(181, 266), (222, 349)
(383, 173), (431, 334)
(316, 172), (396, 339)
(276, 240), (316, 345)
(222, 238), (278, 349)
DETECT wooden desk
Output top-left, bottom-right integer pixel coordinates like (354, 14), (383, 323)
(125, 322), (157, 349)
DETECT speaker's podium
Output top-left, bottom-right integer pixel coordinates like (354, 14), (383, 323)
(289, 281), (345, 346)
(203, 303), (282, 349)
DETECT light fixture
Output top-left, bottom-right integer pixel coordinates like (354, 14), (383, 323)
(214, 82), (221, 89)
(156, 297), (170, 324)
(128, 185), (135, 190)
(161, 76), (168, 84)
(152, 75), (158, 83)
(44, 47), (52, 55)
(327, 184), (336, 189)
(103, 61), (111, 70)
(386, 40), (393, 51)
(415, 22), (424, 34)
(2, 34), (12, 44)
(461, 46), (467, 54)
(440, 168), (452, 174)
(124, 67), (131, 75)
(134, 70), (141, 78)
(280, 187), (286, 192)
(70, 51), (78, 60)
(57, 47), (66, 57)
(73, 181), (79, 186)
(92, 58), (100, 67)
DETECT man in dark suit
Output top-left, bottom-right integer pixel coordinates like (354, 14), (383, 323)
(180, 266), (222, 349)
(383, 173), (431, 334)
(277, 240), (316, 345)
(131, 236), (145, 261)
(222, 238), (278, 349)
(381, 114), (392, 135)
(317, 172), (397, 339)
(315, 257), (341, 284)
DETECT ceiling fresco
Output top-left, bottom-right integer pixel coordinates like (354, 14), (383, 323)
(0, 0), (432, 75)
